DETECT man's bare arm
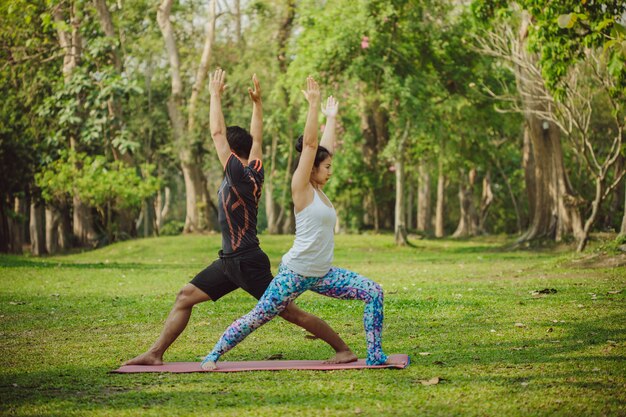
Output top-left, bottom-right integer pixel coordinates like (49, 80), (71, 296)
(209, 68), (230, 167)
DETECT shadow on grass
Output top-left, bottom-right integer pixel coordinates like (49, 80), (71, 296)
(0, 256), (186, 270)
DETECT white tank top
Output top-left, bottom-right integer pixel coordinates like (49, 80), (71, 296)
(282, 189), (336, 277)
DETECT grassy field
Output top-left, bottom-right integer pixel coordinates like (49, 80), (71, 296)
(1, 234), (625, 416)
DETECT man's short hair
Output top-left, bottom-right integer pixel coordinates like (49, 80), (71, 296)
(226, 126), (252, 159)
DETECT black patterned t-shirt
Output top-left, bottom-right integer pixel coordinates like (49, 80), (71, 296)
(217, 154), (264, 254)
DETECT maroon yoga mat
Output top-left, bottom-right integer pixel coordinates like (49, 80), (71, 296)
(112, 353), (410, 373)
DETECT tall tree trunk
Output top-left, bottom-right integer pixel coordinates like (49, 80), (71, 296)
(359, 94), (389, 232)
(394, 122), (410, 245)
(30, 201), (46, 255)
(516, 14), (584, 244)
(54, 2), (98, 247)
(94, 0), (137, 239)
(158, 0), (217, 233)
(453, 168), (479, 237)
(417, 160), (431, 234)
(264, 0), (296, 235)
(435, 140), (446, 238)
(520, 117), (584, 243)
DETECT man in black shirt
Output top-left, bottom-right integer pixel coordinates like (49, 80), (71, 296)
(125, 70), (356, 366)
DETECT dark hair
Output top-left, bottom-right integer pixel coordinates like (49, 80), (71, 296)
(295, 135), (333, 168)
(226, 126), (252, 159)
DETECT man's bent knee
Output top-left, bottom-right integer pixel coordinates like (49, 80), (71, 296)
(175, 284), (211, 309)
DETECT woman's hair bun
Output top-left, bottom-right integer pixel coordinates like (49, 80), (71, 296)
(295, 135), (304, 153)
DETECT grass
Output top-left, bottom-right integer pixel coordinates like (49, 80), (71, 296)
(1, 234), (625, 416)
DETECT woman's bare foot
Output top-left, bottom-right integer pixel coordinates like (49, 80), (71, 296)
(324, 350), (358, 364)
(123, 351), (164, 366)
(201, 360), (217, 371)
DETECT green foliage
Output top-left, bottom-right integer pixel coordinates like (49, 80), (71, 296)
(36, 150), (161, 213)
(159, 220), (185, 236)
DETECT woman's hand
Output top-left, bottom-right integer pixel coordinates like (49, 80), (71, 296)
(321, 95), (339, 118)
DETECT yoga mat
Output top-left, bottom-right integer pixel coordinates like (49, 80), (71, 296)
(112, 353), (410, 373)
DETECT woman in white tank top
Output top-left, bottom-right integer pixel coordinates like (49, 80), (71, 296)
(202, 77), (390, 369)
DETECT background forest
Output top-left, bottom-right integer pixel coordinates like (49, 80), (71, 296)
(1, 0), (625, 254)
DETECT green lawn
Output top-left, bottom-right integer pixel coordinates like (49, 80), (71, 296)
(1, 234), (625, 416)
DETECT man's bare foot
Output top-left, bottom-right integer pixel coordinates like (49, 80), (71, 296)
(201, 360), (217, 371)
(123, 351), (163, 366)
(324, 350), (358, 364)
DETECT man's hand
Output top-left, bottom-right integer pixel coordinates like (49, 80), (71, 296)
(248, 74), (262, 104)
(321, 95), (339, 118)
(301, 76), (320, 106)
(209, 68), (226, 97)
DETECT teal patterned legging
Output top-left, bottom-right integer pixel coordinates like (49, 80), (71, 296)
(202, 263), (388, 366)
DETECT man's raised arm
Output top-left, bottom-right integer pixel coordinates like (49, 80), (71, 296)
(209, 68), (231, 167)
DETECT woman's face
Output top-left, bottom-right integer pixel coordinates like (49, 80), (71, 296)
(311, 156), (333, 187)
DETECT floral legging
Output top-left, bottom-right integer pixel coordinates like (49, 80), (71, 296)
(202, 263), (388, 366)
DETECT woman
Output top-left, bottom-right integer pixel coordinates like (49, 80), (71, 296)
(201, 77), (388, 369)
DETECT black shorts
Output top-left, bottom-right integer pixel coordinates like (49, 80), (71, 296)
(190, 246), (274, 301)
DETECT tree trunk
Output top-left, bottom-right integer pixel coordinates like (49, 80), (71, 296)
(406, 183), (414, 230)
(45, 207), (60, 255)
(263, 0), (296, 235)
(516, 14), (584, 244)
(30, 201), (46, 255)
(394, 159), (408, 245)
(417, 160), (431, 234)
(155, 186), (171, 234)
(495, 155), (523, 234)
(453, 168), (479, 238)
(619, 180), (626, 236)
(94, 0), (137, 239)
(158, 0), (217, 234)
(12, 196), (27, 253)
(0, 198), (9, 253)
(4, 196), (26, 254)
(435, 145), (446, 238)
(520, 117), (584, 243)
(264, 141), (281, 234)
(522, 127), (535, 226)
(58, 205), (72, 250)
(478, 171), (494, 234)
(73, 196), (97, 246)
(394, 122), (410, 245)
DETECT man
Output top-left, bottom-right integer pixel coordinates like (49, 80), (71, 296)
(125, 69), (356, 366)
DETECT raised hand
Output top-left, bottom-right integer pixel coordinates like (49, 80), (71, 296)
(321, 95), (339, 118)
(248, 74), (262, 104)
(301, 76), (321, 105)
(209, 68), (226, 97)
